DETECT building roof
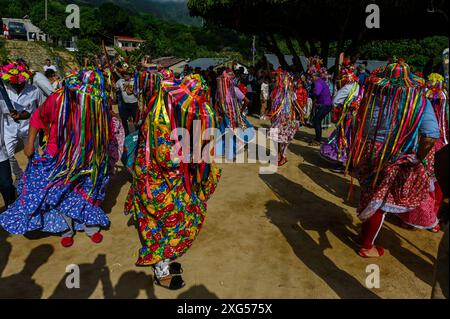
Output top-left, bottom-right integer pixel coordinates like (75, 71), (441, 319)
(114, 35), (145, 42)
(152, 56), (186, 68)
(264, 54), (388, 73)
(188, 58), (229, 70)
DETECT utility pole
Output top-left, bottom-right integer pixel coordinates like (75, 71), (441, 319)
(45, 0), (48, 20)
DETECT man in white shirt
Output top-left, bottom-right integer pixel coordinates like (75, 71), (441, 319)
(43, 59), (57, 72)
(0, 106), (16, 208)
(32, 69), (57, 104)
(260, 77), (270, 119)
(116, 68), (138, 136)
(1, 81), (43, 185)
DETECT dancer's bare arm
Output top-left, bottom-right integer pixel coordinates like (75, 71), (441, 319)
(417, 135), (437, 162)
(24, 126), (39, 158)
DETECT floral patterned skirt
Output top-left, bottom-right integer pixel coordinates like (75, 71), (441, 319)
(0, 152), (110, 234)
(356, 143), (439, 229)
(125, 116), (221, 267)
(269, 121), (300, 144)
(320, 124), (353, 164)
(108, 116), (125, 174)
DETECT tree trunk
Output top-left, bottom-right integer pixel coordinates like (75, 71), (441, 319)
(296, 38), (310, 57)
(333, 7), (353, 83)
(265, 32), (290, 70)
(320, 39), (330, 62)
(348, 29), (366, 63)
(307, 39), (319, 56)
(285, 35), (304, 72)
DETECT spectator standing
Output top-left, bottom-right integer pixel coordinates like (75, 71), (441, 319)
(32, 69), (57, 103)
(310, 72), (332, 145)
(260, 76), (270, 120)
(116, 67), (138, 136)
(3, 24), (9, 40)
(43, 59), (57, 72)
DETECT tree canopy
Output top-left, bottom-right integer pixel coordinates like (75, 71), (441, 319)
(188, 0), (449, 71)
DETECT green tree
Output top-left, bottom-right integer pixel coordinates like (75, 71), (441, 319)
(188, 0), (449, 71)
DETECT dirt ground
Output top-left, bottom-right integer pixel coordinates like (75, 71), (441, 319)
(0, 118), (442, 299)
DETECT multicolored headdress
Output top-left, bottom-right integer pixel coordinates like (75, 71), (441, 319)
(337, 60), (359, 88)
(428, 73), (445, 88)
(426, 73), (448, 147)
(347, 61), (427, 186)
(307, 56), (329, 80)
(49, 68), (111, 198)
(0, 61), (33, 85)
(270, 69), (305, 126)
(216, 70), (249, 130)
(141, 73), (218, 197)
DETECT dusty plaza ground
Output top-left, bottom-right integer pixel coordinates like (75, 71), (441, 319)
(0, 118), (443, 299)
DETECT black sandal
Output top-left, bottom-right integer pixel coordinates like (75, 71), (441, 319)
(169, 262), (183, 275)
(154, 275), (185, 290)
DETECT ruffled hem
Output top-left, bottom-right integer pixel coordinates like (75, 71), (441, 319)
(0, 189), (110, 235)
(358, 199), (414, 221)
(0, 153), (110, 235)
(320, 143), (348, 164)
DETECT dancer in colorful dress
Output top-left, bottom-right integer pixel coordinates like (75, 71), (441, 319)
(347, 61), (441, 258)
(320, 60), (362, 173)
(400, 72), (449, 233)
(269, 69), (306, 166)
(215, 70), (253, 158)
(426, 73), (448, 152)
(125, 73), (221, 290)
(0, 68), (112, 248)
(216, 70), (251, 131)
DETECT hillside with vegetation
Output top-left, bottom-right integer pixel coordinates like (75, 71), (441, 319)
(1, 0), (250, 64)
(1, 0), (448, 71)
(0, 38), (79, 73)
(76, 0), (202, 26)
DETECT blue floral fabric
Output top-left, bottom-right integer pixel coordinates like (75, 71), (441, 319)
(0, 152), (110, 235)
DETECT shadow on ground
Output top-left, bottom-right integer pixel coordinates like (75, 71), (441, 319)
(289, 142), (334, 169)
(261, 172), (438, 295)
(0, 241), (53, 298)
(49, 254), (157, 299)
(102, 167), (132, 215)
(178, 285), (219, 299)
(378, 224), (436, 286)
(298, 163), (360, 208)
(260, 173), (378, 298)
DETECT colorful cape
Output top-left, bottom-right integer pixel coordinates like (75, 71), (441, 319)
(426, 74), (448, 150)
(269, 69), (305, 128)
(347, 62), (427, 187)
(0, 68), (112, 234)
(125, 73), (221, 266)
(215, 71), (251, 130)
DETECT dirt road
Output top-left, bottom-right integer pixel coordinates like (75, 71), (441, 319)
(0, 120), (442, 299)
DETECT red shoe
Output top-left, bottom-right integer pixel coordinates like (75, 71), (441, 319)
(358, 246), (385, 258)
(61, 237), (74, 248)
(429, 225), (441, 233)
(90, 233), (103, 244)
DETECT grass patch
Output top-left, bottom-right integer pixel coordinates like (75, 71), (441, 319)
(0, 37), (9, 62)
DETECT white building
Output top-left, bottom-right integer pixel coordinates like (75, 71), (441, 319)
(2, 18), (46, 42)
(114, 36), (145, 52)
